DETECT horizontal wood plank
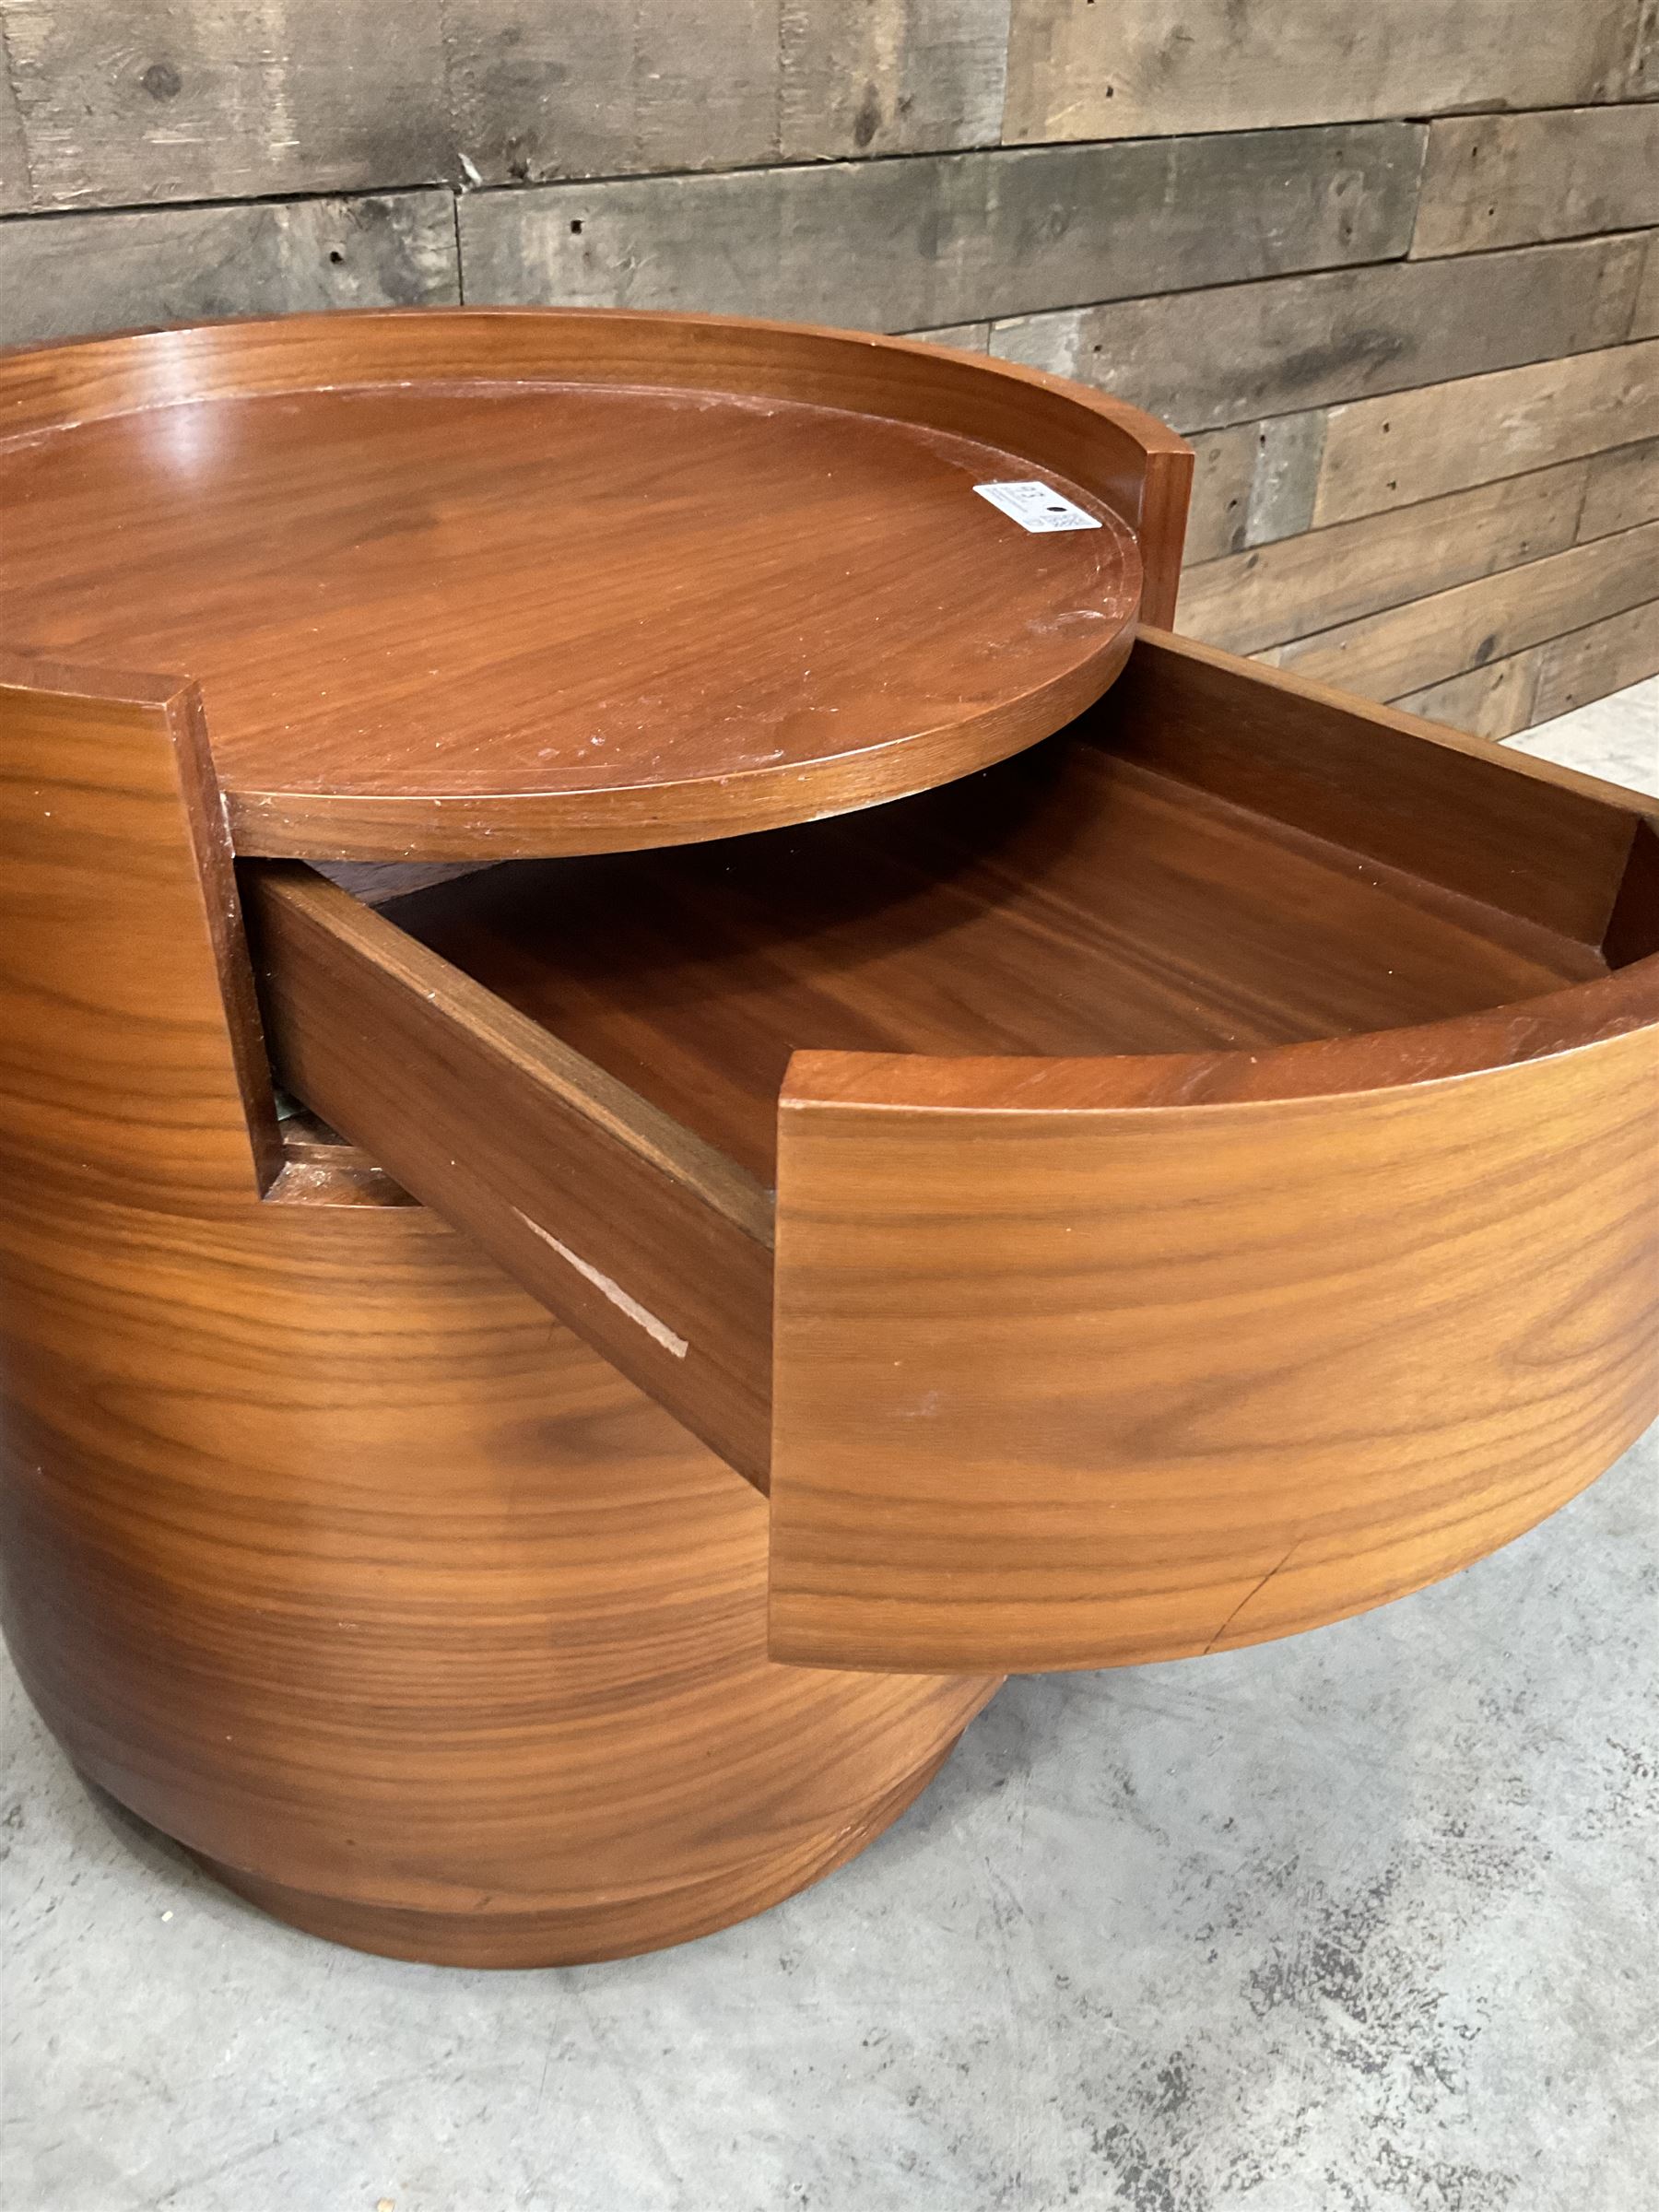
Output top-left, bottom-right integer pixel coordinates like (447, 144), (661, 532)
(246, 865), (776, 1488)
(445, 0), (783, 186)
(991, 234), (1644, 432)
(1182, 416), (1331, 559)
(779, 0), (1009, 161)
(1178, 461), (1590, 657)
(4, 0), (453, 208)
(1579, 435), (1659, 542)
(0, 193), (459, 348)
(1278, 521), (1659, 699)
(1398, 601), (1659, 740)
(1312, 340), (1659, 525)
(1394, 657), (1544, 742)
(458, 124), (1423, 332)
(45, 0), (1010, 195)
(1003, 0), (1641, 145)
(1533, 600), (1659, 723)
(1412, 105), (1659, 257)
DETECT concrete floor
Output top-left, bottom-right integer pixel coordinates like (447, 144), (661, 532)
(3, 678), (1656, 2212)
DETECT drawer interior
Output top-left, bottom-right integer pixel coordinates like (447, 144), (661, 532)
(377, 727), (1607, 1185)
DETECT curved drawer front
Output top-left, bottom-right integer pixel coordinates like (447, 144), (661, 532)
(770, 1008), (1659, 1673)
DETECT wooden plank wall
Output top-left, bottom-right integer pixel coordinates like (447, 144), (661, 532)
(0, 3), (1653, 737)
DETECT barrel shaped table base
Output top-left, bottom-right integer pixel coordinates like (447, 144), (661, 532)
(0, 1192), (994, 1971)
(193, 1742), (959, 1969)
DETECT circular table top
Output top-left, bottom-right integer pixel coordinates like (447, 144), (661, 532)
(0, 312), (1147, 861)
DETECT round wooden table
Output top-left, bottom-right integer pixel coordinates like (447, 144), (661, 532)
(9, 312), (1647, 1970)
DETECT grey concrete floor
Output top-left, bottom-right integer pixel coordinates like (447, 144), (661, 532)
(4, 679), (1657, 2212)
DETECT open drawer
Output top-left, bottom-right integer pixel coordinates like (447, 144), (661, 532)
(244, 629), (1659, 1674)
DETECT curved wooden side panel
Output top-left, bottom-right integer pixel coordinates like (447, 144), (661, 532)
(0, 665), (994, 1964)
(770, 986), (1659, 1674)
(0, 654), (281, 1206)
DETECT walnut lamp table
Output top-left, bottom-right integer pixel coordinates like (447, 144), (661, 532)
(0, 310), (1653, 1966)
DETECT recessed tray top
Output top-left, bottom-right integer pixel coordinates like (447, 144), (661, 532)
(0, 309), (1172, 862)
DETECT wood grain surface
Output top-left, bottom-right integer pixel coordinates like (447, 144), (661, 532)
(247, 863), (776, 1486)
(991, 232), (1646, 433)
(1394, 657), (1552, 742)
(1177, 460), (1591, 657)
(1411, 105), (1659, 256)
(1311, 339), (1659, 525)
(1277, 520), (1659, 699)
(458, 124), (1422, 335)
(0, 308), (1191, 861)
(769, 978), (1659, 1671)
(777, 0), (1010, 161)
(1578, 436), (1659, 543)
(759, 636), (1659, 1669)
(1631, 234), (1659, 335)
(1395, 590), (1659, 745)
(342, 628), (1656, 1676)
(0, 190), (460, 349)
(367, 630), (1647, 1579)
(1001, 0), (1640, 144)
(0, 655), (995, 1965)
(1100, 633), (1648, 942)
(1531, 600), (1659, 722)
(3, 0), (453, 208)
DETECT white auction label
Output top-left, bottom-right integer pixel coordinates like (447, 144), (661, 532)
(972, 480), (1101, 534)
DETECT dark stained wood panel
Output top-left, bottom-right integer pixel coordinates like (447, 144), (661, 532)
(992, 233), (1645, 433)
(0, 191), (460, 349)
(459, 125), (1423, 334)
(1002, 0), (1640, 143)
(3, 0), (452, 208)
(1412, 106), (1659, 256)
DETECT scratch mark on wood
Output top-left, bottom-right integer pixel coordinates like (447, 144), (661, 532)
(1205, 1540), (1304, 1654)
(512, 1206), (688, 1358)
